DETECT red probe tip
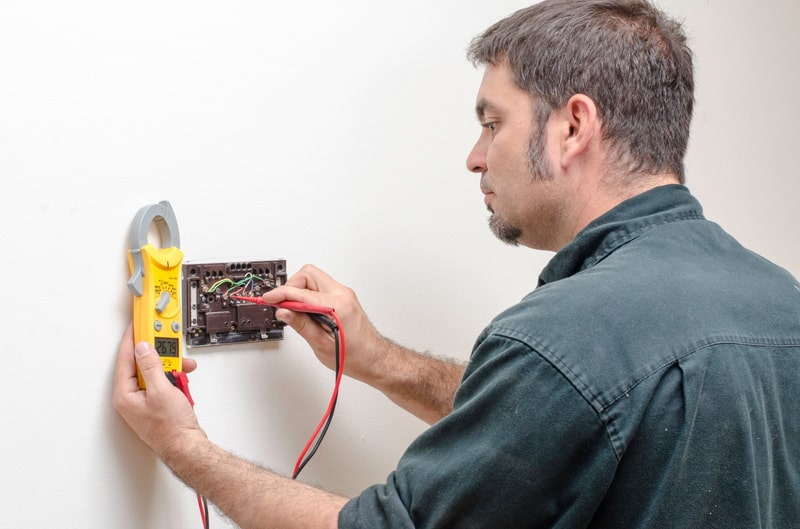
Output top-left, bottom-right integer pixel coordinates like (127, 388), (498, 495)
(231, 295), (263, 304)
(230, 295), (335, 318)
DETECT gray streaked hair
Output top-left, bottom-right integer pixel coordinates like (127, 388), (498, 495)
(468, 0), (694, 182)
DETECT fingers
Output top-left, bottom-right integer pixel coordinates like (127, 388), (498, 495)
(135, 341), (172, 391)
(113, 324), (197, 402)
(261, 264), (347, 309)
(112, 326), (147, 423)
(113, 325), (170, 395)
(113, 324), (140, 394)
(262, 284), (328, 306)
(284, 264), (337, 291)
(113, 325), (204, 453)
(182, 356), (198, 373)
(277, 309), (332, 342)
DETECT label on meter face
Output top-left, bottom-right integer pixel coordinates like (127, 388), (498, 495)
(129, 243), (184, 388)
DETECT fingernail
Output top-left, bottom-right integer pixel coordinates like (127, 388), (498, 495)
(134, 342), (152, 358)
(275, 308), (292, 323)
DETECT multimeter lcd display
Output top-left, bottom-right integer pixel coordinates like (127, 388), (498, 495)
(154, 337), (180, 358)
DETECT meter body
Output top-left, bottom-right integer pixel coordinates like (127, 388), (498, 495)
(126, 201), (183, 389)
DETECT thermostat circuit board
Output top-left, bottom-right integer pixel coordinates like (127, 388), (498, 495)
(183, 260), (288, 347)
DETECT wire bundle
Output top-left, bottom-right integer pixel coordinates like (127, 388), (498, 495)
(170, 372), (210, 529)
(208, 273), (265, 297)
(197, 493), (209, 529)
(185, 292), (346, 529)
(227, 295), (347, 479)
(291, 310), (346, 479)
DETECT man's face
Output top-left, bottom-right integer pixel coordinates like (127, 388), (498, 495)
(467, 61), (568, 251)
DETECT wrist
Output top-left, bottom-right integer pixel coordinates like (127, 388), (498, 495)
(347, 331), (402, 387)
(157, 427), (209, 469)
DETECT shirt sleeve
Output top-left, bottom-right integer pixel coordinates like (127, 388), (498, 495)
(338, 330), (619, 529)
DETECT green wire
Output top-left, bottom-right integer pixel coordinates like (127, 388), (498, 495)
(208, 274), (267, 293)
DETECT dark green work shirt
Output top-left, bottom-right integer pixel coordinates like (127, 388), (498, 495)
(339, 185), (800, 528)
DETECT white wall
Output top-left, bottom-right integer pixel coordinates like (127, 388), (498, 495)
(1, 1), (797, 527)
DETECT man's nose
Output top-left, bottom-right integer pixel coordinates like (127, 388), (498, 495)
(466, 139), (487, 174)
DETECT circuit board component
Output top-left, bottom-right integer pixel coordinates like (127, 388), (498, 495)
(182, 260), (287, 347)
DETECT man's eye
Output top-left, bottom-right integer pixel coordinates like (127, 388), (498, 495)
(482, 122), (498, 133)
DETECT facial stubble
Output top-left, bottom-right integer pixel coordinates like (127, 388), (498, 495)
(487, 122), (555, 246)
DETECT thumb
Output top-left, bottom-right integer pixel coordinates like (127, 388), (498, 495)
(134, 342), (168, 389)
(275, 308), (336, 362)
(276, 309), (323, 342)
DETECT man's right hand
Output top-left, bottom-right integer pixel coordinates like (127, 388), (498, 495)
(260, 264), (386, 384)
(260, 264), (465, 424)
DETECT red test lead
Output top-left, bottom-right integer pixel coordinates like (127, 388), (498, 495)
(230, 295), (336, 318)
(166, 370), (195, 406)
(230, 293), (346, 479)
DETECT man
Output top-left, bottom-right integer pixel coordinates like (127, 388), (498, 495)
(113, 0), (800, 527)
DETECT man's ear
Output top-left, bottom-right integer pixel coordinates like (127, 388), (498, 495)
(558, 94), (599, 169)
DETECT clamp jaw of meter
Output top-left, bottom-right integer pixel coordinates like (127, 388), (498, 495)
(126, 201), (184, 390)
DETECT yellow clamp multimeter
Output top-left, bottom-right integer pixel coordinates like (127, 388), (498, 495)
(126, 200), (184, 389)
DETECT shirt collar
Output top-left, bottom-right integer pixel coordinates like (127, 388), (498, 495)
(538, 184), (705, 286)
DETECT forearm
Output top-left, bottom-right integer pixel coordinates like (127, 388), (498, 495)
(362, 337), (466, 424)
(164, 431), (347, 529)
(114, 331), (348, 529)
